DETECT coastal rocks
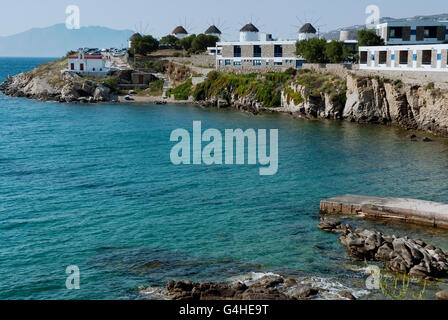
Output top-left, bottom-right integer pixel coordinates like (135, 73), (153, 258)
(319, 218), (448, 278)
(436, 289), (448, 300)
(1, 70), (116, 103)
(166, 276), (291, 301)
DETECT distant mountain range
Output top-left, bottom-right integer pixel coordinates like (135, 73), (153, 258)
(0, 24), (134, 57)
(322, 13), (448, 40)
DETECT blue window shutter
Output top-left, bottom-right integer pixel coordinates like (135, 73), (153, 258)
(437, 54), (442, 60)
(413, 54), (417, 61)
(391, 54), (395, 60)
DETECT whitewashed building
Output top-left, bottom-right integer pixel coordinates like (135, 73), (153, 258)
(68, 51), (106, 73)
(214, 23), (305, 72)
(359, 44), (448, 72)
(376, 21), (448, 45)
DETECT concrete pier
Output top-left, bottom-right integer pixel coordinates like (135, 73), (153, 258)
(320, 195), (448, 229)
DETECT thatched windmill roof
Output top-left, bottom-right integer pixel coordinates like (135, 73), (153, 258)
(240, 23), (259, 32)
(172, 26), (188, 35)
(205, 25), (222, 35)
(299, 23), (317, 34)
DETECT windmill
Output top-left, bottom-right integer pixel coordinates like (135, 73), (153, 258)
(292, 14), (326, 40)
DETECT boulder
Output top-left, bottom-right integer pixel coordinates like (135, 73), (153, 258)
(436, 290), (448, 300)
(93, 85), (111, 101)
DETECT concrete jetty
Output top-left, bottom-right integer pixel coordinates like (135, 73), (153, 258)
(320, 195), (448, 229)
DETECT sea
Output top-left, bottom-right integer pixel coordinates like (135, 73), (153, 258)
(1, 57), (448, 300)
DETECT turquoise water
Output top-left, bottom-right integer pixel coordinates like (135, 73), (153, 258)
(1, 58), (448, 300)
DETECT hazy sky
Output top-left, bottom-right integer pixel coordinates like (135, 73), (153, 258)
(0, 0), (447, 39)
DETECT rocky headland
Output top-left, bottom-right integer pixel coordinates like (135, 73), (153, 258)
(318, 217), (448, 279)
(2, 58), (448, 137)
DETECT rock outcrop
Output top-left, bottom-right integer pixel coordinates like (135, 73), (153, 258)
(199, 73), (448, 136)
(0, 70), (117, 103)
(164, 275), (326, 301)
(319, 218), (448, 278)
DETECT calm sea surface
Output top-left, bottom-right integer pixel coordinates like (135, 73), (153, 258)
(1, 57), (448, 300)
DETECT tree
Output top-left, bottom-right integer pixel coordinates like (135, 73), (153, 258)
(178, 34), (197, 51)
(296, 38), (328, 63)
(191, 34), (219, 53)
(131, 35), (160, 55)
(160, 35), (180, 49)
(325, 41), (349, 63)
(357, 29), (385, 47)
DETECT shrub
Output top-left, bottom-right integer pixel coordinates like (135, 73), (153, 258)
(425, 82), (435, 90)
(357, 30), (385, 47)
(169, 79), (192, 100)
(103, 78), (118, 91)
(131, 35), (159, 55)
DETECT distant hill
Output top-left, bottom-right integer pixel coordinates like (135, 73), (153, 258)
(322, 13), (448, 40)
(0, 24), (134, 57)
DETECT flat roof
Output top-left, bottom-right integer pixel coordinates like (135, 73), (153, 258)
(217, 40), (297, 46)
(359, 43), (448, 50)
(377, 21), (448, 28)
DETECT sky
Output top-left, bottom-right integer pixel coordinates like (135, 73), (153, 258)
(0, 0), (447, 39)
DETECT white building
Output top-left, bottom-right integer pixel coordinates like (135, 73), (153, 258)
(298, 23), (317, 41)
(172, 26), (189, 39)
(359, 44), (448, 72)
(68, 51), (107, 73)
(376, 21), (448, 45)
(214, 23), (305, 72)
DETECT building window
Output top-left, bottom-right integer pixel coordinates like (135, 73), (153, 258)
(422, 50), (432, 65)
(274, 45), (283, 57)
(360, 51), (368, 64)
(274, 61), (283, 66)
(70, 63), (75, 70)
(437, 53), (442, 61)
(253, 45), (262, 58)
(399, 51), (408, 65)
(389, 27), (403, 39)
(424, 26), (437, 38)
(234, 61), (241, 66)
(371, 54), (375, 61)
(253, 60), (262, 66)
(225, 60), (231, 66)
(234, 46), (241, 58)
(218, 60), (222, 66)
(379, 51), (387, 64)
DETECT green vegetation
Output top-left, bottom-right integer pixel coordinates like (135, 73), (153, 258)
(144, 59), (168, 73)
(284, 87), (304, 105)
(191, 69), (346, 108)
(296, 38), (328, 63)
(173, 34), (219, 53)
(357, 29), (385, 47)
(141, 79), (164, 96)
(160, 35), (180, 49)
(168, 78), (192, 100)
(425, 82), (435, 90)
(131, 35), (160, 55)
(394, 79), (403, 88)
(102, 78), (119, 91)
(325, 41), (350, 63)
(296, 39), (349, 63)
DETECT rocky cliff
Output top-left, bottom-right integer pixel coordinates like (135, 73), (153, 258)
(199, 73), (448, 136)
